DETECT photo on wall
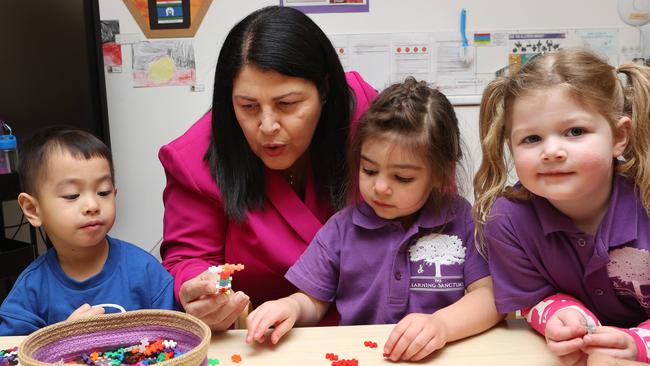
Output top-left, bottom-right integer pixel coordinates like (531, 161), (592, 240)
(122, 0), (212, 38)
(148, 0), (190, 29)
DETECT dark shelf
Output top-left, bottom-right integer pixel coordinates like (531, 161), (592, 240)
(0, 173), (20, 201)
(0, 238), (36, 278)
(0, 172), (37, 302)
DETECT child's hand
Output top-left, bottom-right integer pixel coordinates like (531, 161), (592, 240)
(583, 327), (638, 361)
(545, 309), (589, 366)
(383, 313), (449, 362)
(245, 297), (300, 345)
(67, 303), (105, 321)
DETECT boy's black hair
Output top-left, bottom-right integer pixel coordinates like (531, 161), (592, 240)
(18, 126), (114, 194)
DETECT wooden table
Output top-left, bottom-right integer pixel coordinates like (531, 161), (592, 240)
(0, 320), (559, 365)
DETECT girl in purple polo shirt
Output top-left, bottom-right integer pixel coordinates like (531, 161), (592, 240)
(245, 77), (502, 362)
(474, 48), (650, 365)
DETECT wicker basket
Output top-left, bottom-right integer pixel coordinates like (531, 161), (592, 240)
(18, 309), (211, 366)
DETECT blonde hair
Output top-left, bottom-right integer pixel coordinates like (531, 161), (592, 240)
(473, 48), (650, 255)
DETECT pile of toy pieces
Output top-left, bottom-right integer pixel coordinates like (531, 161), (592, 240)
(0, 347), (18, 366)
(325, 353), (358, 366)
(208, 263), (245, 294)
(62, 338), (184, 365)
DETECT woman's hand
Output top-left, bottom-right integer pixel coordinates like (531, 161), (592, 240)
(545, 309), (589, 366)
(383, 313), (449, 362)
(179, 270), (250, 331)
(67, 303), (105, 321)
(583, 327), (638, 361)
(245, 297), (301, 345)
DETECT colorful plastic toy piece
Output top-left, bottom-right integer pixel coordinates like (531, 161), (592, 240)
(332, 358), (358, 366)
(0, 347), (19, 366)
(64, 338), (183, 365)
(586, 323), (596, 334)
(208, 263), (245, 294)
(163, 339), (177, 349)
(231, 354), (242, 363)
(363, 340), (378, 348)
(325, 352), (339, 361)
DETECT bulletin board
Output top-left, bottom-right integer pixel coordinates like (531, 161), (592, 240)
(329, 28), (623, 105)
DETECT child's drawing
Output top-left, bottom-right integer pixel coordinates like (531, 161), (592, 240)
(133, 40), (196, 87)
(101, 20), (122, 67)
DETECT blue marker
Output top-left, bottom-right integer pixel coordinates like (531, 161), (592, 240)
(460, 9), (468, 48)
(459, 8), (472, 64)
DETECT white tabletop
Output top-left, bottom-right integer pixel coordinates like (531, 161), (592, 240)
(0, 319), (560, 365)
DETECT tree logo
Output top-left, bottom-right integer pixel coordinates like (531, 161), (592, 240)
(408, 233), (465, 278)
(607, 246), (650, 309)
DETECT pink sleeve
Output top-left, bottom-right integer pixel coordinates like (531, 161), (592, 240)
(158, 141), (226, 305)
(616, 319), (650, 363)
(521, 293), (601, 336)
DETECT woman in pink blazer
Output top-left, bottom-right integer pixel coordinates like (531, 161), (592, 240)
(159, 6), (377, 330)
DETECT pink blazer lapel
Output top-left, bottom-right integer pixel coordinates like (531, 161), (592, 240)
(265, 168), (329, 244)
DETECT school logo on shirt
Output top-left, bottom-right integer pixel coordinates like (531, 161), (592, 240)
(607, 246), (650, 309)
(407, 233), (465, 291)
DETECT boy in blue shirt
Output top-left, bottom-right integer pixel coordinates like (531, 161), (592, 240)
(0, 127), (176, 335)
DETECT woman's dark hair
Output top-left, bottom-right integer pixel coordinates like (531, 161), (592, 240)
(18, 126), (114, 195)
(205, 6), (352, 220)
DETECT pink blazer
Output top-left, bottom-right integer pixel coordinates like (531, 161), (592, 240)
(159, 71), (377, 307)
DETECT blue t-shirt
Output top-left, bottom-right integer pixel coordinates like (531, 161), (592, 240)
(0, 236), (177, 335)
(286, 196), (489, 325)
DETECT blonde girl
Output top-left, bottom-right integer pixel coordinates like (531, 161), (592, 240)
(474, 48), (650, 365)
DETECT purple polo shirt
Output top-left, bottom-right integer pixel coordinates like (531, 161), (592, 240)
(486, 175), (650, 328)
(286, 196), (489, 325)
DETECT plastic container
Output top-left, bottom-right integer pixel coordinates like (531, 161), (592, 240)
(0, 134), (17, 175)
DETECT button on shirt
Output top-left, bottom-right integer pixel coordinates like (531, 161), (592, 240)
(286, 196), (489, 325)
(485, 175), (650, 327)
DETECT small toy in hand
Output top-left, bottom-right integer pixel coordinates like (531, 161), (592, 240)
(586, 322), (596, 334)
(585, 316), (597, 335)
(208, 263), (245, 294)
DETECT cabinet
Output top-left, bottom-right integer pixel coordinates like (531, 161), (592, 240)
(0, 173), (38, 301)
(0, 0), (111, 146)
